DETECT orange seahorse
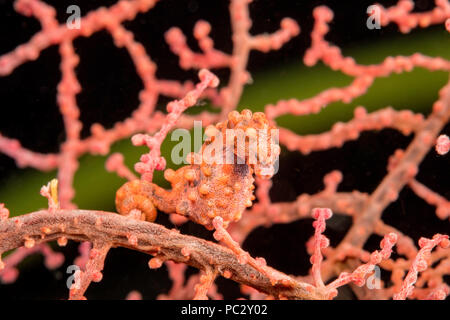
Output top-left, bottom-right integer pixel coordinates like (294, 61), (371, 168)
(115, 109), (296, 286)
(115, 109), (280, 230)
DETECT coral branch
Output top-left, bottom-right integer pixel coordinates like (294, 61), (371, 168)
(0, 243), (64, 284)
(105, 153), (138, 181)
(393, 234), (449, 300)
(229, 171), (368, 244)
(69, 241), (111, 300)
(335, 78), (450, 250)
(0, 209), (326, 300)
(388, 149), (450, 220)
(250, 18), (300, 53)
(279, 107), (424, 154)
(165, 22), (232, 70)
(408, 179), (450, 220)
(193, 268), (218, 300)
(326, 233), (398, 299)
(305, 6), (450, 77)
(310, 208), (333, 288)
(0, 0), (159, 76)
(0, 134), (59, 170)
(378, 0), (450, 33)
(212, 216), (294, 287)
(131, 69), (219, 181)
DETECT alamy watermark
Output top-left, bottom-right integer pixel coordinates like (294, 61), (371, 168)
(66, 5), (81, 30)
(367, 5), (382, 30)
(366, 266), (382, 290)
(66, 264), (81, 290)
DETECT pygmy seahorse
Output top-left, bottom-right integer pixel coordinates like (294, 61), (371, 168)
(115, 109), (280, 230)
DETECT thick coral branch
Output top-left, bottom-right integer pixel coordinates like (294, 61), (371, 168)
(0, 209), (326, 300)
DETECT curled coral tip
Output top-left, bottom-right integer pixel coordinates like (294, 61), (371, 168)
(199, 69), (219, 88)
(105, 152), (124, 171)
(281, 17), (300, 36)
(0, 203), (9, 221)
(384, 233), (398, 245)
(193, 20), (211, 39)
(131, 133), (146, 146)
(435, 134), (449, 155)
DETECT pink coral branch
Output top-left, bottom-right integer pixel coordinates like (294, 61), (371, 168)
(326, 233), (398, 299)
(310, 208), (333, 288)
(126, 290), (143, 300)
(229, 171), (368, 244)
(156, 79), (222, 105)
(266, 4), (450, 121)
(378, 0), (450, 33)
(57, 40), (82, 208)
(266, 77), (374, 119)
(107, 23), (158, 121)
(279, 107), (424, 154)
(424, 284), (450, 300)
(0, 134), (59, 170)
(250, 18), (300, 53)
(408, 179), (450, 220)
(69, 241), (111, 300)
(393, 234), (449, 300)
(0, 0), (159, 76)
(328, 78), (450, 260)
(157, 261), (187, 299)
(165, 22), (232, 70)
(212, 216), (296, 287)
(193, 268), (218, 300)
(220, 0), (300, 118)
(14, 0), (58, 30)
(0, 243), (64, 284)
(132, 69), (219, 181)
(105, 153), (138, 181)
(305, 6), (450, 77)
(388, 149), (450, 220)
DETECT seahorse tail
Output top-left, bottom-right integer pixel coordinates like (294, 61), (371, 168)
(115, 180), (157, 222)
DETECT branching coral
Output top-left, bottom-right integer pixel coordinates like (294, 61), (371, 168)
(0, 0), (449, 300)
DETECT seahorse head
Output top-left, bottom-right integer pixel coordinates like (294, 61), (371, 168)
(204, 109), (280, 179)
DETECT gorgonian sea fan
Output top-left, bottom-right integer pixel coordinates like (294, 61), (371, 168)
(0, 0), (449, 300)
